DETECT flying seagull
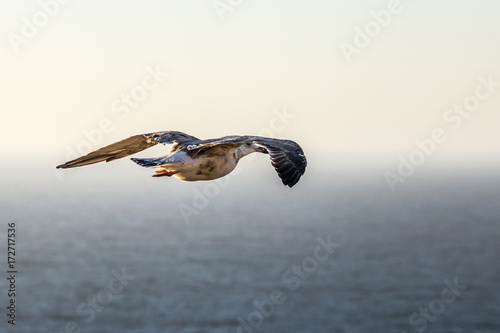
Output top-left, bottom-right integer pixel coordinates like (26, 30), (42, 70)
(56, 131), (307, 187)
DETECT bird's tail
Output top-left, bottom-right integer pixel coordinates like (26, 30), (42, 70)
(131, 157), (163, 167)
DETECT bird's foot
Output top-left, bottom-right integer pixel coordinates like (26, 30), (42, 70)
(152, 169), (179, 177)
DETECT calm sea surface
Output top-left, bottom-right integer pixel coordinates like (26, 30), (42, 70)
(1, 156), (499, 332)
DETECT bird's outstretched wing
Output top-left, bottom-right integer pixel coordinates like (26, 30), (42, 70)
(187, 136), (307, 187)
(56, 131), (199, 169)
(253, 137), (307, 188)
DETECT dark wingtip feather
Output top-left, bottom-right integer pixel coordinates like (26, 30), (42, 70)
(264, 143), (306, 188)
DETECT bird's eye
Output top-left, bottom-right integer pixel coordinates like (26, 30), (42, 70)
(246, 142), (251, 146)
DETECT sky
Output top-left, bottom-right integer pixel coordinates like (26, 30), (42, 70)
(1, 0), (500, 166)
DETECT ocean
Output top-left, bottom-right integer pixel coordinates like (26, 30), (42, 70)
(1, 154), (499, 333)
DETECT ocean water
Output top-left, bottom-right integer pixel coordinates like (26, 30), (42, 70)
(1, 155), (499, 333)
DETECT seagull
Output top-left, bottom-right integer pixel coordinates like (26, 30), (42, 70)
(57, 131), (307, 187)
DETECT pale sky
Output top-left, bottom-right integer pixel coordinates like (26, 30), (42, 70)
(2, 0), (500, 164)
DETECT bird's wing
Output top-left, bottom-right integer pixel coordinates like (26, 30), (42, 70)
(253, 137), (307, 188)
(187, 136), (307, 187)
(185, 135), (248, 155)
(56, 131), (199, 169)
